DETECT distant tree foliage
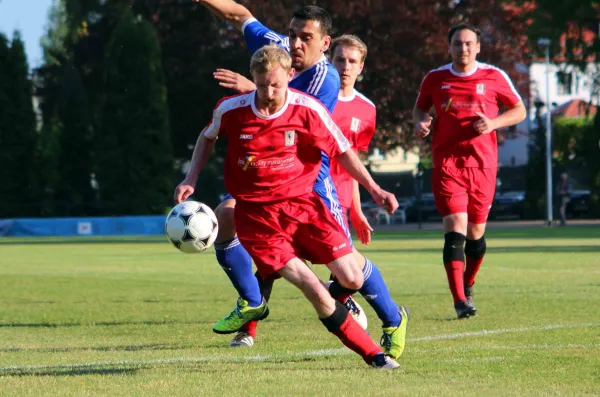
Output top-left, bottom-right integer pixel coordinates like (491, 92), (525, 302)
(0, 32), (38, 217)
(96, 8), (173, 215)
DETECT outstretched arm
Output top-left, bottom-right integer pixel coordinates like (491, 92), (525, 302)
(195, 0), (253, 32)
(335, 150), (399, 214)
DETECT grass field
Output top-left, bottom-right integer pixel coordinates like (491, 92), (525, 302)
(1, 226), (599, 396)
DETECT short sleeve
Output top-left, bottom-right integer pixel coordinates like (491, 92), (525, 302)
(415, 72), (434, 111)
(494, 69), (522, 107)
(242, 18), (289, 54)
(355, 112), (376, 152)
(203, 98), (227, 139)
(305, 105), (350, 158)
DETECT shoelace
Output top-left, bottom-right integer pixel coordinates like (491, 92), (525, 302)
(344, 299), (360, 315)
(380, 333), (392, 349)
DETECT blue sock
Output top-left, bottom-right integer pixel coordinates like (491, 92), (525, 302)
(214, 237), (262, 307)
(359, 258), (401, 328)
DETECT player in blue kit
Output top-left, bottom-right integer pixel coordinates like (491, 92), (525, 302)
(195, 0), (408, 360)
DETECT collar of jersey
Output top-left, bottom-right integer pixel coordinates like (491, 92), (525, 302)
(292, 54), (328, 81)
(250, 89), (292, 120)
(338, 89), (357, 102)
(449, 61), (479, 77)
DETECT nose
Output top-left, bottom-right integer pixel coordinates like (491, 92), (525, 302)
(290, 36), (302, 50)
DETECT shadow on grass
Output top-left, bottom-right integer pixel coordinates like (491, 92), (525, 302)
(363, 245), (600, 254)
(0, 343), (188, 354)
(2, 367), (139, 377)
(0, 319), (209, 328)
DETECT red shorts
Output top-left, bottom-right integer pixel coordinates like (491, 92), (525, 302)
(432, 167), (497, 224)
(234, 192), (354, 280)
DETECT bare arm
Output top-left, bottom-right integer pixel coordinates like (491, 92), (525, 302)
(174, 132), (217, 203)
(335, 150), (399, 214)
(349, 179), (373, 245)
(413, 106), (433, 138)
(474, 101), (527, 135)
(195, 0), (253, 32)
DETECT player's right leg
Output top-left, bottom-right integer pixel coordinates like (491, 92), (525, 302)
(433, 167), (476, 319)
(279, 256), (399, 369)
(212, 196), (266, 335)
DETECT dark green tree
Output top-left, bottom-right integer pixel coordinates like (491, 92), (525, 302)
(0, 32), (38, 217)
(97, 8), (173, 215)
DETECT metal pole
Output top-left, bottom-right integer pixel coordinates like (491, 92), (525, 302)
(545, 45), (553, 227)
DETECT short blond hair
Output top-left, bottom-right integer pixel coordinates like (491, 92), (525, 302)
(330, 35), (368, 63)
(250, 44), (292, 75)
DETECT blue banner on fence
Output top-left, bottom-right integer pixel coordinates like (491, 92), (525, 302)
(0, 216), (166, 237)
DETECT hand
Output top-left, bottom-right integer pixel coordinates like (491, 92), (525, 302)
(415, 116), (433, 138)
(369, 187), (399, 214)
(174, 179), (195, 204)
(473, 112), (496, 135)
(213, 69), (256, 93)
(349, 210), (373, 245)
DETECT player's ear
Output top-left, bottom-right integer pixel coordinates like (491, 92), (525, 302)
(359, 62), (364, 75)
(321, 35), (331, 53)
(288, 67), (296, 81)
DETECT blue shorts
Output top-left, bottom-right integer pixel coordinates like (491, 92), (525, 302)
(222, 175), (353, 247)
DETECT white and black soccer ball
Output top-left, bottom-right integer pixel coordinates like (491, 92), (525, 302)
(165, 201), (219, 253)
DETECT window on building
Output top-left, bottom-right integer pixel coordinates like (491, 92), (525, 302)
(557, 71), (573, 95)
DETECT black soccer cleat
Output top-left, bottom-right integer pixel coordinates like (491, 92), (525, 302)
(454, 300), (477, 319)
(464, 283), (476, 311)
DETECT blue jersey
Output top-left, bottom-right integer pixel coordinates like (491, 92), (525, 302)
(242, 18), (342, 206)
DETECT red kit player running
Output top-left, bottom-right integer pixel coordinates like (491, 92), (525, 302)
(413, 24), (526, 318)
(175, 45), (400, 368)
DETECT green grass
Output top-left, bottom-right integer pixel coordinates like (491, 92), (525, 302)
(1, 227), (599, 396)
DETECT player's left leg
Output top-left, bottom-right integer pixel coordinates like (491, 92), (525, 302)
(463, 168), (496, 312)
(278, 256), (398, 369)
(317, 183), (409, 360)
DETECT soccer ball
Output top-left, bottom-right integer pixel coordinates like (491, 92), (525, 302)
(165, 201), (219, 253)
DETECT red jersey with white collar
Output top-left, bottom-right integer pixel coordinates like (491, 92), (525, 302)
(329, 90), (376, 209)
(204, 89), (350, 203)
(416, 62), (522, 168)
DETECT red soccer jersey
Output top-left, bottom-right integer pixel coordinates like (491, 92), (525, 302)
(329, 90), (376, 209)
(415, 62), (522, 168)
(204, 89), (350, 202)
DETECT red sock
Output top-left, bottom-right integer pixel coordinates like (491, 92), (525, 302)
(444, 260), (466, 304)
(331, 312), (382, 364)
(464, 256), (484, 287)
(242, 320), (258, 338)
(335, 293), (352, 304)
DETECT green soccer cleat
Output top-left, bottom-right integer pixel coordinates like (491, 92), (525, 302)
(380, 305), (410, 360)
(213, 297), (269, 334)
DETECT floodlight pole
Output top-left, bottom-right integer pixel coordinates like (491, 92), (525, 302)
(539, 38), (553, 227)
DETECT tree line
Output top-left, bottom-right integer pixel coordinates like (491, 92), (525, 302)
(1, 0), (597, 218)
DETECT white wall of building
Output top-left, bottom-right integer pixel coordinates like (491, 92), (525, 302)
(498, 62), (598, 167)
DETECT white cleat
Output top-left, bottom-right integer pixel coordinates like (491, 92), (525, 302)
(229, 331), (254, 347)
(371, 353), (401, 369)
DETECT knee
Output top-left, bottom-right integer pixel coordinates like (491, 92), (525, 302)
(443, 232), (466, 263)
(339, 268), (364, 290)
(465, 235), (486, 259)
(214, 199), (236, 243)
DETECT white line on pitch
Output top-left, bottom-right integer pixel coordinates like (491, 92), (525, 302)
(0, 322), (598, 373)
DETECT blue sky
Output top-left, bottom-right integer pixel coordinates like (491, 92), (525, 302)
(0, 0), (54, 69)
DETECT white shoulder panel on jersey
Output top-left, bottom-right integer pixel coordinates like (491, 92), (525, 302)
(477, 62), (523, 101)
(289, 90), (351, 152)
(204, 92), (254, 139)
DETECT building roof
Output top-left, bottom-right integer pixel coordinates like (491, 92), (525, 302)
(552, 99), (597, 118)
